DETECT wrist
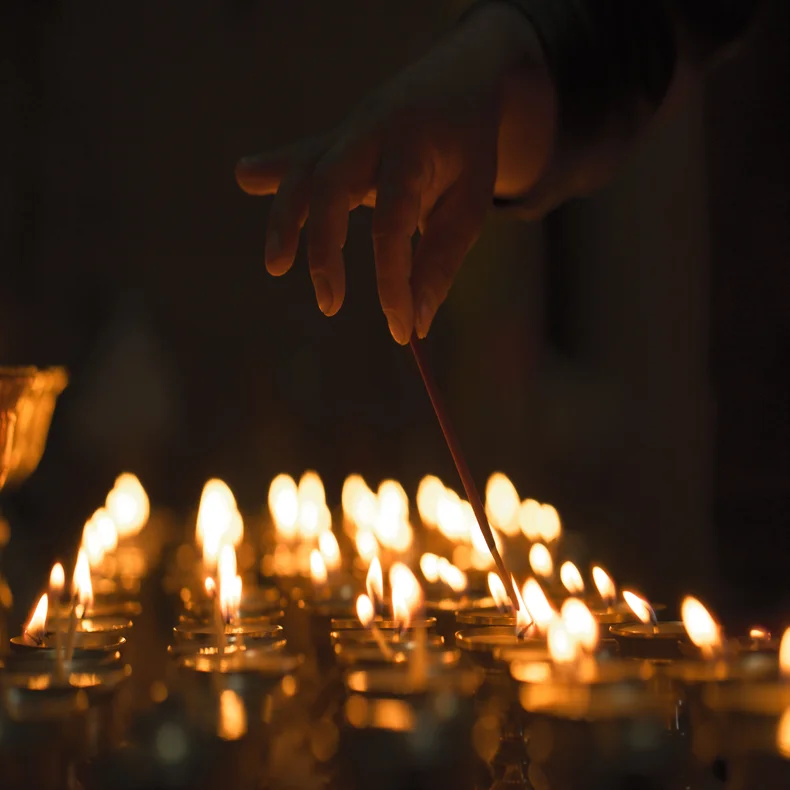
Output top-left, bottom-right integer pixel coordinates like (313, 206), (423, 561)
(459, 2), (556, 198)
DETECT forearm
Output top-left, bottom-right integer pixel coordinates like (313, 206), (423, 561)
(479, 0), (762, 216)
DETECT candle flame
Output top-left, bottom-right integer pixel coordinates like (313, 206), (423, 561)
(529, 543), (554, 578)
(681, 596), (722, 655)
(436, 489), (468, 542)
(468, 501), (501, 567)
(437, 558), (467, 593)
(269, 474), (299, 539)
(488, 572), (510, 610)
(560, 561), (585, 595)
(561, 598), (599, 652)
(485, 473), (520, 536)
(49, 563), (65, 596)
(548, 617), (578, 665)
(318, 530), (342, 572)
(389, 562), (422, 630)
(623, 590), (657, 625)
(105, 473), (150, 538)
(518, 499), (542, 541)
(24, 593), (49, 644)
(523, 578), (556, 635)
(344, 477), (378, 530)
(218, 544), (240, 622)
(73, 548), (93, 610)
(592, 566), (616, 606)
(81, 518), (105, 570)
(377, 480), (409, 522)
(513, 576), (533, 633)
(298, 470), (326, 507)
(777, 707), (790, 759)
(218, 689), (247, 741)
(749, 626), (771, 641)
(355, 529), (379, 562)
(356, 594), (375, 627)
(420, 553), (440, 584)
(196, 479), (240, 570)
(779, 628), (790, 678)
(205, 577), (215, 596)
(416, 475), (445, 527)
(538, 504), (562, 543)
(92, 508), (119, 553)
(310, 549), (328, 586)
(342, 474), (369, 521)
(366, 557), (384, 608)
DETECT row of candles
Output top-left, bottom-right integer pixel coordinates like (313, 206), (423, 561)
(3, 468), (790, 788)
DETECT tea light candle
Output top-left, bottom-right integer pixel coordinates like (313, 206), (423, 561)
(171, 621), (285, 650)
(456, 627), (546, 671)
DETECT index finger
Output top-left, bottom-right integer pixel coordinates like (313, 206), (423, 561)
(235, 136), (325, 196)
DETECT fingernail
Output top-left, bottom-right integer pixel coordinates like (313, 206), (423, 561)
(313, 275), (334, 314)
(416, 295), (435, 339)
(384, 311), (407, 345)
(265, 230), (281, 263)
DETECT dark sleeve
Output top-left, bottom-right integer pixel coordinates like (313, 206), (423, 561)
(487, 0), (762, 217)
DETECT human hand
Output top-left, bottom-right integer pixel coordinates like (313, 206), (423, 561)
(236, 3), (551, 343)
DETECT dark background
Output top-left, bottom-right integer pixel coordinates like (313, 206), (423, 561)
(1, 1), (787, 623)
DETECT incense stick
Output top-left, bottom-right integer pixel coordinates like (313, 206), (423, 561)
(409, 335), (518, 612)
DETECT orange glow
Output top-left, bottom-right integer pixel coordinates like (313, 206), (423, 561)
(218, 544), (241, 623)
(355, 529), (379, 563)
(548, 617), (578, 665)
(218, 689), (247, 741)
(49, 563), (65, 596)
(488, 572), (510, 610)
(92, 508), (119, 553)
(538, 504), (562, 543)
(356, 594), (375, 627)
(681, 596), (722, 656)
(205, 577), (215, 596)
(485, 473), (520, 536)
(420, 553), (440, 584)
(436, 489), (468, 542)
(389, 562), (422, 630)
(24, 594), (49, 643)
(623, 591), (656, 625)
(196, 479), (239, 570)
(513, 576), (533, 633)
(73, 548), (93, 610)
(560, 561), (585, 595)
(560, 598), (599, 652)
(105, 473), (150, 538)
(518, 499), (542, 541)
(318, 530), (342, 572)
(310, 549), (328, 586)
(529, 543), (554, 578)
(437, 558), (467, 593)
(366, 557), (384, 607)
(297, 500), (321, 539)
(268, 474), (299, 539)
(523, 578), (556, 634)
(416, 475), (445, 527)
(777, 707), (790, 759)
(591, 566), (617, 607)
(779, 628), (790, 678)
(749, 626), (771, 641)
